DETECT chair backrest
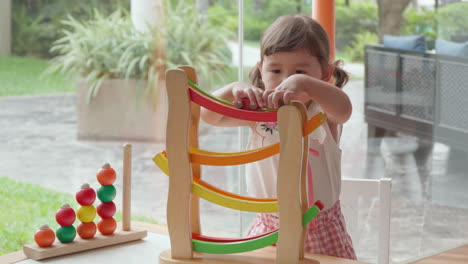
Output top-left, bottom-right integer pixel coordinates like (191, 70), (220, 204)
(340, 178), (392, 264)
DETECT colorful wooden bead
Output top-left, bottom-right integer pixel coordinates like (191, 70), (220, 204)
(97, 217), (117, 235)
(77, 222), (97, 239)
(96, 163), (116, 186)
(34, 224), (55, 247)
(97, 201), (116, 219)
(56, 225), (76, 243)
(55, 204), (76, 226)
(97, 185), (116, 203)
(75, 183), (96, 206)
(77, 205), (96, 223)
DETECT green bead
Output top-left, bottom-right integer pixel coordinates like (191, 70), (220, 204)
(97, 185), (116, 202)
(56, 225), (76, 243)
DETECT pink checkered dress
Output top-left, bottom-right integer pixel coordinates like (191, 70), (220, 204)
(247, 200), (357, 260)
(245, 103), (356, 259)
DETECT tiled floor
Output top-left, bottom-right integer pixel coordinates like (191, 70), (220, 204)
(1, 80), (468, 263)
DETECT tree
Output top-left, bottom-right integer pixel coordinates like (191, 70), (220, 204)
(0, 0), (11, 55)
(377, 0), (412, 40)
(253, 0), (266, 11)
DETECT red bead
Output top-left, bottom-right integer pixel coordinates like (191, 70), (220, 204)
(55, 204), (76, 226)
(233, 98), (260, 111)
(76, 183), (96, 206)
(97, 201), (116, 218)
(315, 200), (324, 210)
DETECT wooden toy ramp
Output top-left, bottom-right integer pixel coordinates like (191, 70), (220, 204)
(157, 66), (326, 264)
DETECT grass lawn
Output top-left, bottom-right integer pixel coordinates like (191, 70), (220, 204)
(0, 176), (157, 255)
(0, 56), (76, 97)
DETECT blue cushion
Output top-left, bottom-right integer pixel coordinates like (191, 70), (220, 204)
(383, 34), (427, 52)
(435, 38), (468, 57)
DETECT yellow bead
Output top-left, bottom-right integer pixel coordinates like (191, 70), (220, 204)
(77, 205), (96, 223)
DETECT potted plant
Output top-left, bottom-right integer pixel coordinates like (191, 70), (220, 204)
(48, 6), (232, 142)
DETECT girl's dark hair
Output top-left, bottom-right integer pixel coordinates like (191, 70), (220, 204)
(249, 15), (349, 89)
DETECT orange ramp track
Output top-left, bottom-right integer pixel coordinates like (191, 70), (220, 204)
(188, 113), (326, 166)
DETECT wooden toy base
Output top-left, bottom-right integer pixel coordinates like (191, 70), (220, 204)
(159, 247), (321, 264)
(23, 229), (147, 260)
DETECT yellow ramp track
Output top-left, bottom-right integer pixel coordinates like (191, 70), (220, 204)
(154, 112), (325, 212)
(193, 181), (278, 212)
(154, 153), (278, 213)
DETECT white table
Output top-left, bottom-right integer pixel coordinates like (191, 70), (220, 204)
(2, 223), (366, 264)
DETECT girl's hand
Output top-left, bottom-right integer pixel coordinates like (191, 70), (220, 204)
(202, 81), (263, 127)
(232, 83), (266, 109)
(263, 75), (305, 109)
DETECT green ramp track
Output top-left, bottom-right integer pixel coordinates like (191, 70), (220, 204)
(192, 202), (323, 254)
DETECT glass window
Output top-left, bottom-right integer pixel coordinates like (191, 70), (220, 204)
(363, 0), (468, 263)
(1, 1), (468, 263)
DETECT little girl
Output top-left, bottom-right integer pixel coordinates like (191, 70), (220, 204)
(200, 15), (356, 259)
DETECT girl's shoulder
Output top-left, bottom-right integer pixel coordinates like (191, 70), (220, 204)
(307, 102), (341, 145)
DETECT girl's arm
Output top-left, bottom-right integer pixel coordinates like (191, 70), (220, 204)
(263, 74), (352, 125)
(200, 82), (263, 127)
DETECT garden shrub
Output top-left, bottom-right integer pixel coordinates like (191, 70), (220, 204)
(437, 2), (468, 41)
(12, 0), (129, 58)
(336, 0), (378, 51)
(344, 31), (378, 62)
(402, 8), (437, 50)
(207, 5), (238, 37)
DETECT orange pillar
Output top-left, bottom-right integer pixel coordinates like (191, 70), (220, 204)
(312, 0), (335, 60)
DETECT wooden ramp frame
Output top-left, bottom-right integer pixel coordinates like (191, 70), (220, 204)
(161, 66), (321, 264)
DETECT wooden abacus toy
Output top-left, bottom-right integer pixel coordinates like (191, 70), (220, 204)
(153, 66), (328, 264)
(23, 144), (147, 260)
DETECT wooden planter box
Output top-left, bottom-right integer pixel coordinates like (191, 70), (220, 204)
(76, 78), (167, 142)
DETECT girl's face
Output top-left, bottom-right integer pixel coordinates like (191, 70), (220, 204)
(258, 48), (327, 91)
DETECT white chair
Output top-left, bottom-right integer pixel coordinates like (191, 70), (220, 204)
(340, 178), (392, 264)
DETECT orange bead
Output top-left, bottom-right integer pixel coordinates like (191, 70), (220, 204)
(34, 224), (55, 247)
(96, 163), (116, 185)
(77, 222), (97, 239)
(97, 217), (117, 235)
